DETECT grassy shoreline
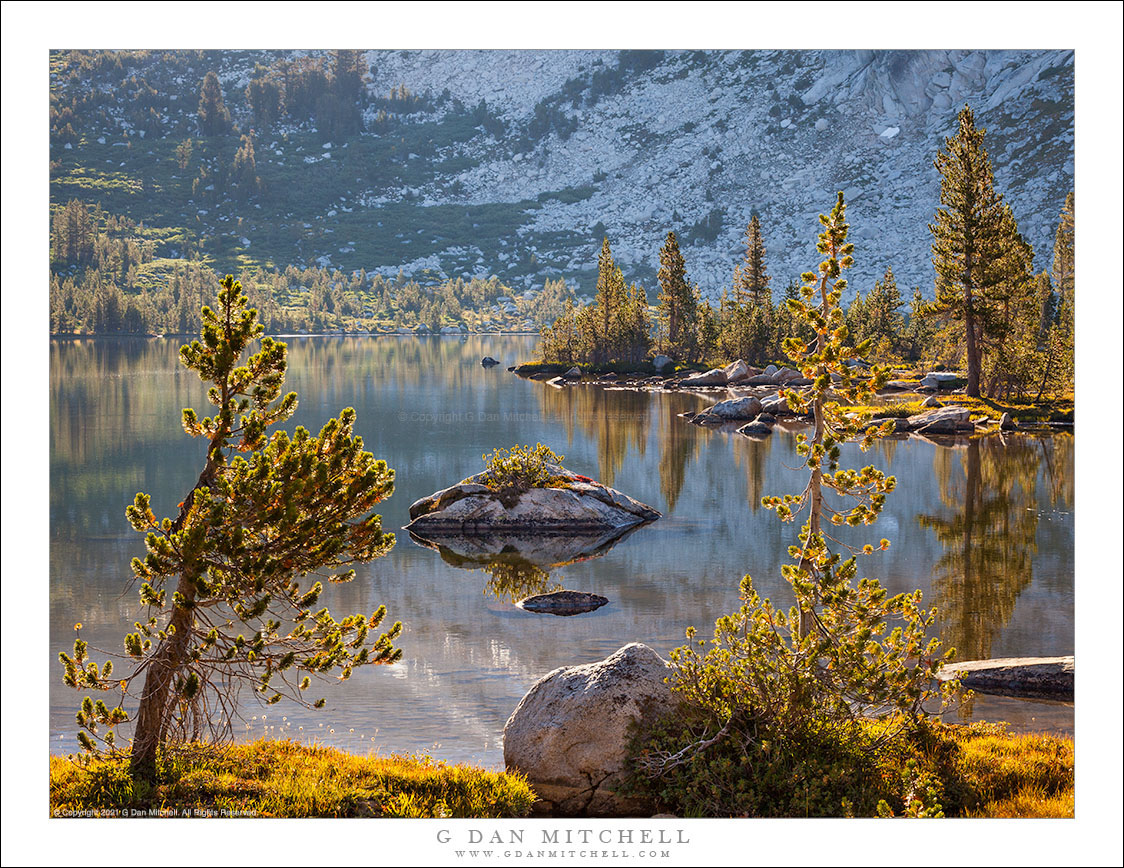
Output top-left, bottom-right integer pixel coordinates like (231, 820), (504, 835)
(49, 739), (535, 819)
(50, 721), (1073, 818)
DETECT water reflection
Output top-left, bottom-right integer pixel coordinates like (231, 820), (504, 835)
(49, 337), (1074, 762)
(535, 385), (651, 488)
(918, 435), (1067, 662)
(407, 524), (648, 605)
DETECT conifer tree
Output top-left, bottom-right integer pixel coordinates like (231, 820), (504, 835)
(651, 195), (956, 800)
(734, 215), (771, 308)
(656, 231), (698, 360)
(928, 105), (1030, 398)
(849, 266), (905, 360)
(902, 287), (937, 363)
(1037, 193), (1075, 399)
(1051, 192), (1074, 302)
(60, 275), (402, 780)
(197, 70), (231, 136)
(593, 237), (627, 364)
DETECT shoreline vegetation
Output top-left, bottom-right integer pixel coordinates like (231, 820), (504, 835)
(48, 722), (1073, 818)
(49, 50), (1075, 820)
(511, 361), (1074, 428)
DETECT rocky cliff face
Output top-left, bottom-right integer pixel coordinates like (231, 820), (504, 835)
(52, 49), (1073, 302)
(363, 49), (1074, 298)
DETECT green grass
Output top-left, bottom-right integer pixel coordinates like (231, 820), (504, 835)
(49, 739), (536, 818)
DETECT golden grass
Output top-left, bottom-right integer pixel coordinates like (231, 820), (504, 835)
(947, 725), (1074, 818)
(49, 738), (536, 818)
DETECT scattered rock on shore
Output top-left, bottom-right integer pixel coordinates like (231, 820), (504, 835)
(678, 367), (728, 387)
(691, 395), (763, 424)
(904, 405), (973, 434)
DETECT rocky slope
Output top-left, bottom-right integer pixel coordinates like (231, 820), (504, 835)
(51, 49), (1074, 301)
(362, 49), (1074, 297)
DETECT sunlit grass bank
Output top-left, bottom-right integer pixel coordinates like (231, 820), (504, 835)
(49, 739), (535, 818)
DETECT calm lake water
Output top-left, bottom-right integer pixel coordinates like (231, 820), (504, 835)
(49, 336), (1075, 765)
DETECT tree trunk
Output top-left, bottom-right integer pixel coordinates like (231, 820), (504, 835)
(129, 578), (197, 781)
(129, 447), (220, 781)
(964, 294), (981, 398)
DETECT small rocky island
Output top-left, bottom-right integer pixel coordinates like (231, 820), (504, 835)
(406, 462), (660, 534)
(406, 446), (660, 616)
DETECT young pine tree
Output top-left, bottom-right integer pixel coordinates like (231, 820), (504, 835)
(647, 194), (956, 814)
(60, 275), (402, 780)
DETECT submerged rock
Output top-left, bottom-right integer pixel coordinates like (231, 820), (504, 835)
(516, 590), (609, 616)
(737, 420), (773, 437)
(481, 355), (500, 367)
(504, 643), (677, 816)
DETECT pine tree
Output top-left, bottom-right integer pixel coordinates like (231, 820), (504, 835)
(656, 231), (698, 360)
(928, 105), (1030, 398)
(1051, 192), (1074, 302)
(60, 275), (402, 780)
(734, 215), (771, 308)
(902, 287), (937, 363)
(1038, 193), (1075, 399)
(850, 266), (905, 360)
(720, 215), (773, 363)
(231, 134), (260, 199)
(197, 70), (231, 136)
(593, 237), (627, 364)
(653, 196), (956, 802)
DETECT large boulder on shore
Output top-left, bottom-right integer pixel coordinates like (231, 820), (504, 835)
(723, 359), (753, 384)
(919, 371), (963, 390)
(503, 643), (677, 816)
(691, 395), (763, 424)
(406, 466), (660, 533)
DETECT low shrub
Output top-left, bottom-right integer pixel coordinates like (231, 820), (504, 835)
(623, 716), (1073, 818)
(478, 443), (564, 494)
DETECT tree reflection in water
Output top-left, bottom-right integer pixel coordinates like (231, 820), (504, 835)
(918, 434), (1072, 663)
(407, 523), (650, 604)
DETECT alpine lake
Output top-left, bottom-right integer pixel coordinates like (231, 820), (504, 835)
(49, 335), (1074, 766)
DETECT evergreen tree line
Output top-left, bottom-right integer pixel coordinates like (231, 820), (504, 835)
(542, 109), (1074, 401)
(50, 50), (436, 150)
(50, 201), (564, 335)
